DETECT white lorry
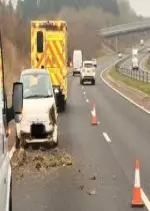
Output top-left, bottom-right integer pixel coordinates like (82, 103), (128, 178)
(140, 39), (144, 46)
(132, 57), (139, 70)
(14, 68), (58, 148)
(132, 48), (138, 57)
(80, 60), (96, 85)
(118, 53), (122, 58)
(73, 50), (82, 76)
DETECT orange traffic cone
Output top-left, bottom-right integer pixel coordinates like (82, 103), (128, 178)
(131, 159), (144, 207)
(91, 104), (97, 125)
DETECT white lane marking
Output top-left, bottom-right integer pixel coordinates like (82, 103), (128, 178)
(7, 144), (16, 159)
(103, 132), (111, 143)
(83, 91), (86, 95)
(141, 189), (150, 210)
(82, 86), (84, 90)
(100, 64), (150, 114)
(86, 99), (89, 103)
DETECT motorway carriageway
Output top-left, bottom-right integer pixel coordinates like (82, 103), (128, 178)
(12, 54), (150, 211)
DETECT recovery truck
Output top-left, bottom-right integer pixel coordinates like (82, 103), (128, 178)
(31, 20), (68, 112)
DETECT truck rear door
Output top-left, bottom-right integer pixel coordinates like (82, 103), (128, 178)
(45, 31), (64, 87)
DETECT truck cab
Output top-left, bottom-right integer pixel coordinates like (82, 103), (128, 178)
(15, 68), (58, 148)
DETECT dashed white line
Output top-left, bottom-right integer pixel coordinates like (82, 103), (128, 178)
(82, 86), (84, 90)
(83, 91), (86, 95)
(86, 99), (89, 103)
(103, 132), (111, 143)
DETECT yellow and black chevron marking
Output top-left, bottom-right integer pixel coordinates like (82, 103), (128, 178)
(30, 21), (68, 99)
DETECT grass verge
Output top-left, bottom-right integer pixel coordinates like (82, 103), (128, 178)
(109, 67), (150, 95)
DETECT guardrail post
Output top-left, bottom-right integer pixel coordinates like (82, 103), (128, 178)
(142, 71), (144, 82)
(115, 36), (118, 53)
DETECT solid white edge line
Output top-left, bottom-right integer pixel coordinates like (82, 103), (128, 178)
(141, 189), (150, 211)
(100, 63), (150, 114)
(103, 132), (111, 143)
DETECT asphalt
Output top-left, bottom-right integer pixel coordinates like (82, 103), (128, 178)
(12, 54), (150, 211)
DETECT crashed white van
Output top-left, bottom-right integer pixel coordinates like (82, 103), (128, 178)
(14, 68), (58, 147)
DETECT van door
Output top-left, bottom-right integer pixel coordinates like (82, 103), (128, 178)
(0, 48), (11, 211)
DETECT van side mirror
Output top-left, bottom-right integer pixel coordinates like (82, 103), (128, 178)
(12, 82), (23, 123)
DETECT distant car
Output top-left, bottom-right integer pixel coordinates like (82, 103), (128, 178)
(148, 47), (150, 53)
(92, 58), (97, 68)
(118, 53), (122, 58)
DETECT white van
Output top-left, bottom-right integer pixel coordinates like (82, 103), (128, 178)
(80, 60), (96, 85)
(14, 68), (58, 148)
(73, 50), (82, 76)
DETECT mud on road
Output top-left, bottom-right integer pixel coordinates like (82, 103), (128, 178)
(11, 146), (73, 183)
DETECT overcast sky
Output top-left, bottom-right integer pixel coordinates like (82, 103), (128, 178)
(129, 0), (150, 17)
(10, 0), (150, 17)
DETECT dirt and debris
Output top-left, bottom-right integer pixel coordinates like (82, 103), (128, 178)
(11, 147), (73, 182)
(79, 185), (84, 190)
(86, 189), (96, 196)
(90, 174), (97, 180)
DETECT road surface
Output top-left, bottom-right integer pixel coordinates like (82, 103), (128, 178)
(11, 54), (150, 211)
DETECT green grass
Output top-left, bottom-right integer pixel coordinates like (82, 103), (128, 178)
(109, 68), (150, 95)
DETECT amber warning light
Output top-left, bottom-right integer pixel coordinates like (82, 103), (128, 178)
(32, 22), (67, 30)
